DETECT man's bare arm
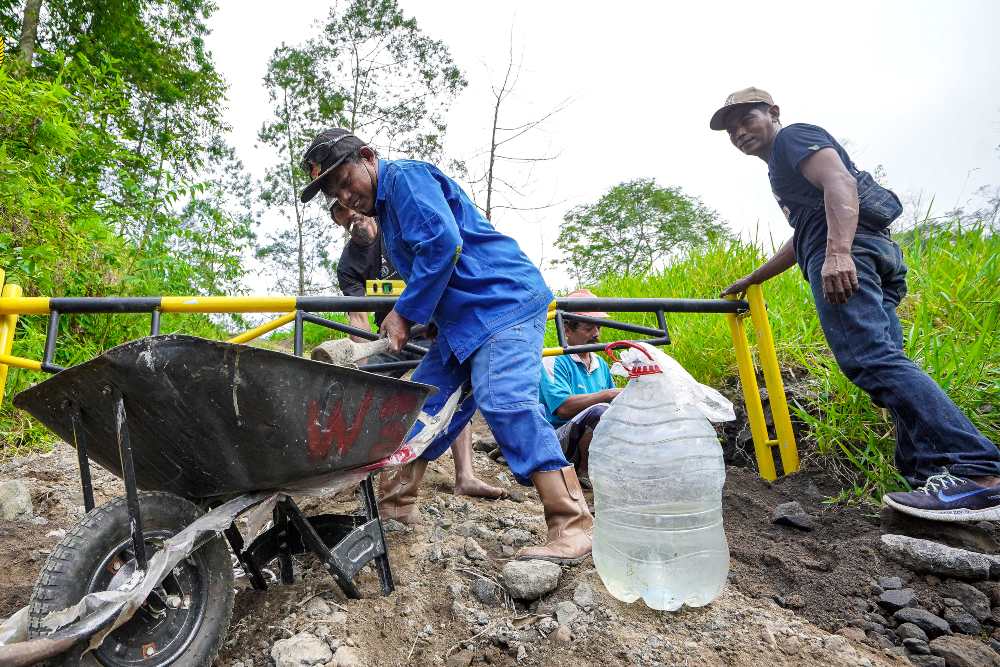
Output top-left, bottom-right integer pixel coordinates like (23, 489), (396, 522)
(347, 311), (371, 343)
(720, 238), (796, 297)
(555, 389), (621, 420)
(799, 147), (860, 304)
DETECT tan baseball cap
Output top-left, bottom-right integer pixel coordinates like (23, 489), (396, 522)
(709, 87), (774, 131)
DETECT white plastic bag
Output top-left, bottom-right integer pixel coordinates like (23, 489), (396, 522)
(610, 342), (735, 423)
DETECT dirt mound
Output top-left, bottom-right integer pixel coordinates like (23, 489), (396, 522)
(9, 407), (1000, 665)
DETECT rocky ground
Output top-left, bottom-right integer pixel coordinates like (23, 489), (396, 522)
(3, 413), (1000, 667)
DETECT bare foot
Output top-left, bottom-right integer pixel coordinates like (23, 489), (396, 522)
(454, 477), (509, 500)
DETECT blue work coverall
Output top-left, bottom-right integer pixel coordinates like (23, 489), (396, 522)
(374, 159), (568, 484)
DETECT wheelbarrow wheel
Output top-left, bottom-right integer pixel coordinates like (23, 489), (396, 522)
(27, 491), (235, 666)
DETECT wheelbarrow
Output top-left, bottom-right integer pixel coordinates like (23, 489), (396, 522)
(0, 334), (439, 666)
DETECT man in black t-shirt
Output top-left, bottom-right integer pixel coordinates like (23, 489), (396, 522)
(713, 87), (1000, 522)
(326, 198), (507, 506)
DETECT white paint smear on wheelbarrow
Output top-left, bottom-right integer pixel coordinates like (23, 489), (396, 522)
(0, 492), (274, 666)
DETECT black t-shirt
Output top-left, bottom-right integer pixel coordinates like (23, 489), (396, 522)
(336, 228), (399, 327)
(768, 123), (887, 270)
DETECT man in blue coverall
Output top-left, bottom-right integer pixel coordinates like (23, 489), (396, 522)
(298, 128), (593, 563)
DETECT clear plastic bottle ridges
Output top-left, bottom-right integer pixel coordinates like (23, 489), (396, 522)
(589, 365), (729, 611)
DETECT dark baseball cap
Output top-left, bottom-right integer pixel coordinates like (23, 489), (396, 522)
(709, 87), (774, 131)
(299, 128), (366, 203)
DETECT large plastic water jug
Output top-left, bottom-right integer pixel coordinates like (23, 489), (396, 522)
(589, 342), (730, 611)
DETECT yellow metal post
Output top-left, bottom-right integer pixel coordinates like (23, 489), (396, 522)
(227, 311), (297, 344)
(0, 277), (25, 401)
(746, 285), (799, 475)
(725, 306), (778, 481)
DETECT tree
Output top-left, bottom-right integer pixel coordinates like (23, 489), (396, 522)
(554, 179), (729, 284)
(255, 0), (466, 293)
(257, 46), (335, 295)
(316, 0), (467, 158)
(462, 30), (568, 222)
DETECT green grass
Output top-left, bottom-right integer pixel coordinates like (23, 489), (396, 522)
(566, 222), (998, 497)
(3, 225), (996, 500)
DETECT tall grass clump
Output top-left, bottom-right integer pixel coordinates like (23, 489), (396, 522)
(573, 223), (998, 497)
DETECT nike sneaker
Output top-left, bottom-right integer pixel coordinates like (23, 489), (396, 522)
(883, 471), (1000, 522)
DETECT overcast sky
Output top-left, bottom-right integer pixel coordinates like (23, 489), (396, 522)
(207, 0), (1000, 292)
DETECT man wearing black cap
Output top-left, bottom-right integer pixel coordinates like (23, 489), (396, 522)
(713, 88), (1000, 522)
(316, 197), (507, 505)
(299, 129), (592, 563)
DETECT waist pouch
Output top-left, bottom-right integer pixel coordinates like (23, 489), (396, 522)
(781, 170), (903, 229)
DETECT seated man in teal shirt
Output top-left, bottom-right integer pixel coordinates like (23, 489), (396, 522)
(539, 290), (621, 488)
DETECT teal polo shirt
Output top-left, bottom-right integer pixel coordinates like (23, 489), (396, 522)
(539, 353), (616, 427)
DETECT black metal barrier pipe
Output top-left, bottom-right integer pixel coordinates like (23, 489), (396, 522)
(49, 297), (162, 313)
(300, 313), (429, 357)
(299, 296), (747, 314)
(559, 312), (668, 338)
(42, 295), (748, 315)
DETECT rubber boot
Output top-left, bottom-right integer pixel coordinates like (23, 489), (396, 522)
(515, 466), (593, 564)
(378, 458), (428, 525)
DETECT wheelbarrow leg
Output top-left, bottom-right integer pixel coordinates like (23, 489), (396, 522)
(113, 392), (147, 571)
(273, 502), (295, 585)
(70, 406), (95, 513)
(225, 524), (268, 591)
(360, 473), (394, 596)
(278, 497), (362, 598)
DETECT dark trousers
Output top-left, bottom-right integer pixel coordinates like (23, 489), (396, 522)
(803, 233), (1000, 486)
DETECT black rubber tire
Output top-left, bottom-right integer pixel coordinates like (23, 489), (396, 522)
(27, 492), (234, 666)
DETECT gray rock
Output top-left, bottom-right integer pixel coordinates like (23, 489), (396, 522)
(500, 529), (534, 547)
(473, 437), (497, 453)
(972, 581), (1000, 607)
(881, 506), (1000, 554)
(270, 632), (334, 667)
(940, 580), (991, 622)
(880, 576), (904, 590)
(929, 634), (1000, 667)
(470, 578), (498, 606)
(893, 608), (952, 638)
(554, 601), (579, 625)
(446, 650), (474, 667)
(880, 534), (998, 580)
(502, 560), (561, 600)
(573, 582), (596, 610)
(332, 646), (361, 667)
(943, 607), (981, 635)
(903, 638), (931, 655)
(907, 656), (945, 667)
(897, 623), (930, 642)
(0, 480), (32, 521)
(941, 598), (963, 608)
(772, 501), (814, 531)
(303, 597), (332, 618)
(447, 582), (465, 600)
(549, 624), (572, 643)
(879, 588), (917, 612)
(465, 537), (487, 561)
(383, 518), (408, 533)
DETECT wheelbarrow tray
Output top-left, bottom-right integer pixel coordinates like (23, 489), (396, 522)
(13, 335), (435, 498)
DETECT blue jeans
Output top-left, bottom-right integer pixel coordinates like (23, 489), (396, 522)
(409, 309), (569, 485)
(804, 233), (1000, 486)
